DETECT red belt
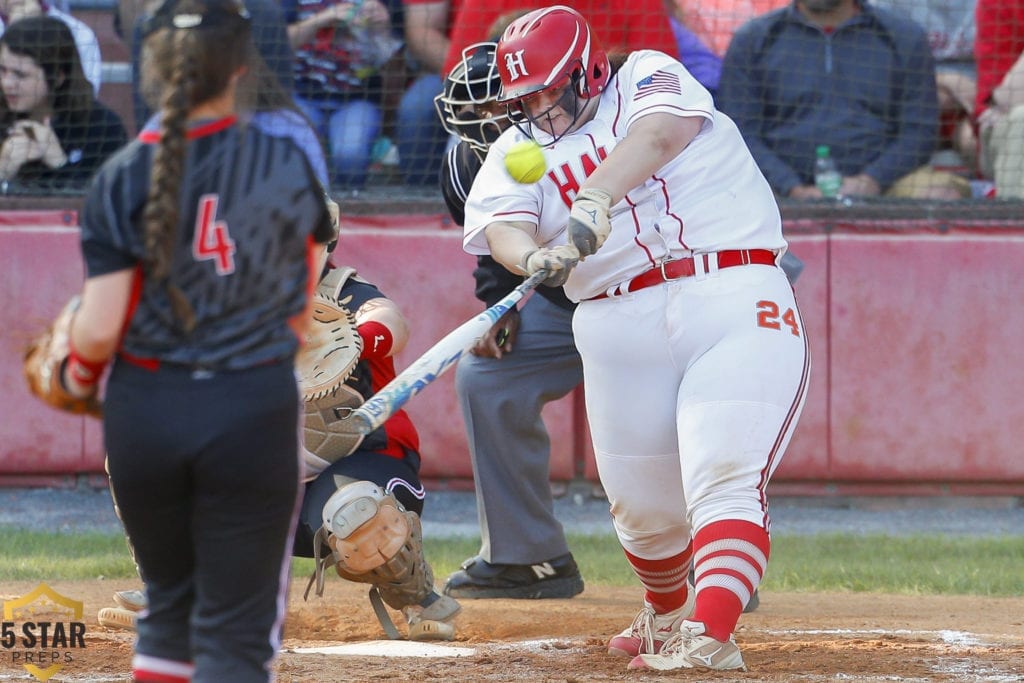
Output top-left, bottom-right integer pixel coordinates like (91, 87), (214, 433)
(589, 249), (777, 300)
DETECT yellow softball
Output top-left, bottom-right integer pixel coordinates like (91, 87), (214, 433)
(504, 140), (547, 184)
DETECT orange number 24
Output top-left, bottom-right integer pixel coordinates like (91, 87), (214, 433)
(756, 300), (800, 336)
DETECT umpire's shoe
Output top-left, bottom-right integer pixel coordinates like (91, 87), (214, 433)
(442, 553), (584, 599)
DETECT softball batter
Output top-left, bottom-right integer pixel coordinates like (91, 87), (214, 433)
(63, 0), (334, 680)
(463, 5), (810, 671)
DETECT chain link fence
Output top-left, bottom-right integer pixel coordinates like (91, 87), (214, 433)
(0, 0), (1021, 209)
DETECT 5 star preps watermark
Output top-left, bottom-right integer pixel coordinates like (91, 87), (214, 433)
(2, 583), (87, 682)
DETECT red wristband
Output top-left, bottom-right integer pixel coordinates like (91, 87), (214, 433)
(67, 341), (107, 389)
(358, 320), (393, 359)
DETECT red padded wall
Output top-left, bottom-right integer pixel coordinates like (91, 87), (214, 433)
(2, 209), (1023, 494)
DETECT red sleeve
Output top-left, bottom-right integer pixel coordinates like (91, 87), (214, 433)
(442, 0), (679, 77)
(974, 0), (1024, 116)
(584, 0), (679, 58)
(364, 355), (421, 458)
(444, 4), (495, 73)
(443, 0), (512, 74)
(626, 0), (680, 56)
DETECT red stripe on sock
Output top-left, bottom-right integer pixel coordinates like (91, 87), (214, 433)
(691, 520), (770, 641)
(623, 544), (693, 613)
(133, 671), (190, 683)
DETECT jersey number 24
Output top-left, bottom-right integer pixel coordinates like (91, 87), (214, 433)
(756, 300), (801, 336)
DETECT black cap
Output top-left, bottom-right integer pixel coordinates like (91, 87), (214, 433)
(445, 43), (500, 104)
(141, 0), (250, 38)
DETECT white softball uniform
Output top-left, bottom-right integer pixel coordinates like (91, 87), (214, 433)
(463, 50), (810, 566)
(464, 50), (786, 302)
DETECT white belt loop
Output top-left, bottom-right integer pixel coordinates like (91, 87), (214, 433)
(602, 282), (624, 299)
(693, 253), (706, 279)
(706, 252), (720, 275)
(693, 252), (718, 281)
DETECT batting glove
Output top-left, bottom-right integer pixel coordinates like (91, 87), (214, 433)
(520, 245), (580, 287)
(567, 188), (613, 258)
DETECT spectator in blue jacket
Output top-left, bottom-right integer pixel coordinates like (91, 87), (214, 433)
(717, 0), (967, 199)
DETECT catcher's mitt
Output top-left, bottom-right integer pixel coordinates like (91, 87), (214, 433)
(23, 296), (103, 418)
(297, 268), (366, 463)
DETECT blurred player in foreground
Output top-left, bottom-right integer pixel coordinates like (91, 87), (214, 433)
(101, 259), (462, 643)
(463, 5), (810, 672)
(93, 0), (457, 653)
(63, 0), (334, 679)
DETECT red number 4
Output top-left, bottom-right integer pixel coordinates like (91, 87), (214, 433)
(756, 300), (800, 336)
(193, 194), (236, 275)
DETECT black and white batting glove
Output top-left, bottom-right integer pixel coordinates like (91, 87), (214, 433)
(520, 245), (580, 287)
(567, 188), (613, 258)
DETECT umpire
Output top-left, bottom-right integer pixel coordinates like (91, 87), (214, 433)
(435, 41), (585, 600)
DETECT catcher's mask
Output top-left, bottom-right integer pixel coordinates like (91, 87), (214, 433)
(434, 42), (511, 161)
(496, 5), (609, 143)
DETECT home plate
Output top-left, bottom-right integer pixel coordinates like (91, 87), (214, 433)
(289, 641), (477, 658)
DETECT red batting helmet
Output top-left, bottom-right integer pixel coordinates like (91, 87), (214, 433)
(495, 5), (610, 103)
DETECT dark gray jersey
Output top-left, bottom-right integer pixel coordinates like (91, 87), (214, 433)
(80, 116), (335, 370)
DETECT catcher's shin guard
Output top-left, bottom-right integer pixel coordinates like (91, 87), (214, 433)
(306, 480), (461, 640)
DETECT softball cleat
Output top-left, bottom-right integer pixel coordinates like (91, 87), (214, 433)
(607, 587), (695, 657)
(627, 620), (746, 671)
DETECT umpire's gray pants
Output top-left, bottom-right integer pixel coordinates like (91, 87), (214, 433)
(454, 293), (583, 565)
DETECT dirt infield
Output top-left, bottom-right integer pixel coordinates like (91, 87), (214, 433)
(3, 579), (1022, 682)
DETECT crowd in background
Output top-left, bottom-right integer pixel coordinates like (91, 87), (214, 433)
(1, 0), (1023, 198)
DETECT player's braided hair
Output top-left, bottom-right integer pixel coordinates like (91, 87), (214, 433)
(140, 0), (251, 333)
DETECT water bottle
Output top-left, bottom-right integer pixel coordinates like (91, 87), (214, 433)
(814, 145), (842, 198)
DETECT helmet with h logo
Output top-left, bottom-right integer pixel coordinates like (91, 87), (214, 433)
(495, 5), (609, 103)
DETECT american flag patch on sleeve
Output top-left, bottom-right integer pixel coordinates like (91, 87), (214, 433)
(635, 70), (681, 99)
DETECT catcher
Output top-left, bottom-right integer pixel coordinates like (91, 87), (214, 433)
(293, 263), (462, 640)
(85, 262), (461, 640)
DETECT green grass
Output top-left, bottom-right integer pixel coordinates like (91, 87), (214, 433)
(2, 529), (1022, 597)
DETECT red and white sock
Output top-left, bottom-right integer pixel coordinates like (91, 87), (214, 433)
(690, 519), (770, 641)
(132, 653), (194, 682)
(622, 544), (693, 613)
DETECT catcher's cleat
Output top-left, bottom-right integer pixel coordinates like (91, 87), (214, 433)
(627, 620), (746, 671)
(442, 553), (584, 599)
(113, 589), (147, 612)
(607, 588), (696, 657)
(744, 589), (760, 613)
(98, 607), (137, 631)
(402, 591), (461, 642)
(308, 479), (461, 641)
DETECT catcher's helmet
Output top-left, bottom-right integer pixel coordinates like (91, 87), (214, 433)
(434, 42), (511, 159)
(495, 5), (609, 104)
